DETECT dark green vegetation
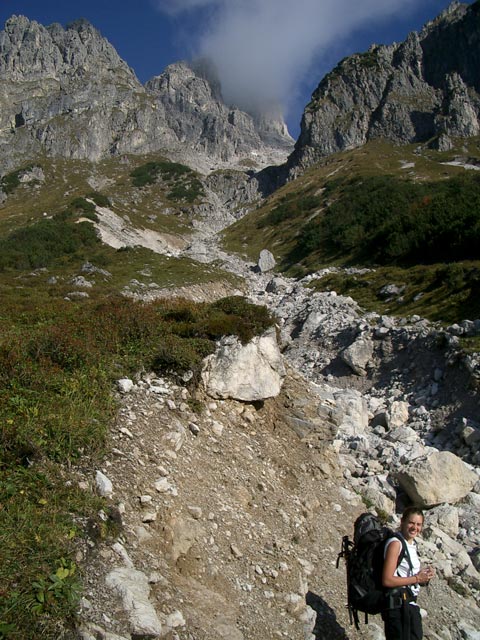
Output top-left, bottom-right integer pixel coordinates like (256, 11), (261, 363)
(0, 165), (36, 195)
(0, 289), (273, 638)
(0, 213), (98, 271)
(223, 138), (480, 326)
(304, 173), (480, 265)
(130, 160), (205, 203)
(0, 154), (271, 638)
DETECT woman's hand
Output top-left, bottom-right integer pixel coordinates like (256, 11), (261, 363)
(416, 566), (435, 584)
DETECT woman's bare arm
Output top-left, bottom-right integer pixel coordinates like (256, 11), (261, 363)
(382, 539), (433, 588)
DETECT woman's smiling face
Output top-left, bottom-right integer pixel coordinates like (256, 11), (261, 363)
(401, 513), (424, 541)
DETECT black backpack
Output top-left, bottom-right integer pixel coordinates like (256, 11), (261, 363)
(337, 512), (410, 628)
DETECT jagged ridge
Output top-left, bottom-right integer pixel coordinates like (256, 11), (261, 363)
(0, 16), (293, 175)
(289, 1), (480, 174)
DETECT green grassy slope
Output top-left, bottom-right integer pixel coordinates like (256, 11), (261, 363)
(0, 155), (262, 638)
(222, 137), (480, 325)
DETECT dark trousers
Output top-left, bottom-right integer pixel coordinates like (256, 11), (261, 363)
(382, 603), (423, 640)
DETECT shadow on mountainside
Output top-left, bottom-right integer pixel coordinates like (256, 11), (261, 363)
(324, 329), (480, 465)
(306, 591), (350, 640)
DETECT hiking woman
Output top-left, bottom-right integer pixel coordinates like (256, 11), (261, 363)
(381, 506), (435, 640)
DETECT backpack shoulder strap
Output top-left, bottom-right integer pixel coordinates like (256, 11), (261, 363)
(392, 532), (413, 573)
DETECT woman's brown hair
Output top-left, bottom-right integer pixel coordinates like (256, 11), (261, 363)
(401, 506), (424, 523)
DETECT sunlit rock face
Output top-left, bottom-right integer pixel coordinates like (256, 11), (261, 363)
(289, 2), (480, 174)
(0, 16), (293, 174)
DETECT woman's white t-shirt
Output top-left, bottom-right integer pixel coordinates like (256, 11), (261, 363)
(384, 536), (421, 599)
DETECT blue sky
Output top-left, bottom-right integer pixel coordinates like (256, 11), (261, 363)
(0, 0), (470, 137)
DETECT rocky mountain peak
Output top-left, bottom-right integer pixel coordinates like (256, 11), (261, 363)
(0, 14), (133, 82)
(0, 16), (293, 174)
(288, 1), (480, 174)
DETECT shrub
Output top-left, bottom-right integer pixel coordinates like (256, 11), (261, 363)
(70, 197), (96, 214)
(130, 160), (193, 187)
(86, 191), (111, 207)
(301, 173), (480, 265)
(0, 218), (99, 271)
(257, 193), (321, 229)
(0, 165), (35, 194)
(168, 179), (204, 203)
(209, 296), (274, 343)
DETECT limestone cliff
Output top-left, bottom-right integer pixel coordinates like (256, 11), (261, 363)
(289, 1), (480, 173)
(0, 16), (293, 174)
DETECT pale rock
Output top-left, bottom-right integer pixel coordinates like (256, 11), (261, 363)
(142, 512), (157, 523)
(164, 516), (206, 563)
(428, 504), (459, 538)
(386, 401), (410, 429)
(112, 542), (134, 568)
(457, 623), (480, 640)
(211, 420), (224, 436)
(333, 387), (369, 437)
(359, 485), (395, 516)
(187, 505), (202, 519)
(117, 378), (134, 394)
(341, 336), (374, 375)
(257, 249), (276, 273)
(201, 328), (286, 401)
(134, 526), (153, 543)
(105, 568), (162, 637)
(396, 451), (478, 507)
(423, 525), (478, 577)
(165, 610), (185, 629)
(77, 623), (129, 640)
(95, 470), (113, 497)
(154, 477), (176, 494)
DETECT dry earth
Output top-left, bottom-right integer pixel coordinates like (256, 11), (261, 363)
(74, 364), (480, 640)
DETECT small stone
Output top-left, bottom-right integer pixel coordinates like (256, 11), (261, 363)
(165, 610), (185, 629)
(188, 422), (200, 435)
(117, 378), (134, 394)
(187, 506), (202, 519)
(95, 471), (113, 497)
(142, 511), (157, 523)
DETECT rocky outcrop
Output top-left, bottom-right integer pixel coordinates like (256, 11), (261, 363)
(289, 1), (480, 174)
(396, 450), (478, 507)
(0, 16), (293, 174)
(201, 327), (286, 401)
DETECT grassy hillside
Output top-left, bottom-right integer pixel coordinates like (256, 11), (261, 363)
(222, 137), (480, 325)
(0, 155), (269, 638)
(0, 154), (207, 240)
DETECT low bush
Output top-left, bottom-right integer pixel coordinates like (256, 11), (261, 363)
(0, 293), (273, 637)
(0, 165), (35, 195)
(257, 193), (321, 229)
(0, 216), (99, 271)
(296, 173), (480, 266)
(86, 191), (111, 207)
(130, 160), (193, 187)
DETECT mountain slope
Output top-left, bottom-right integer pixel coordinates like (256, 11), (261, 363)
(288, 1), (480, 174)
(0, 16), (293, 175)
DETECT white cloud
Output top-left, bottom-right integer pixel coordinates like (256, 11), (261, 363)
(154, 0), (442, 118)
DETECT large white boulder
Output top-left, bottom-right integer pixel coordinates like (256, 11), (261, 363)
(396, 450), (478, 507)
(341, 335), (374, 375)
(201, 328), (285, 401)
